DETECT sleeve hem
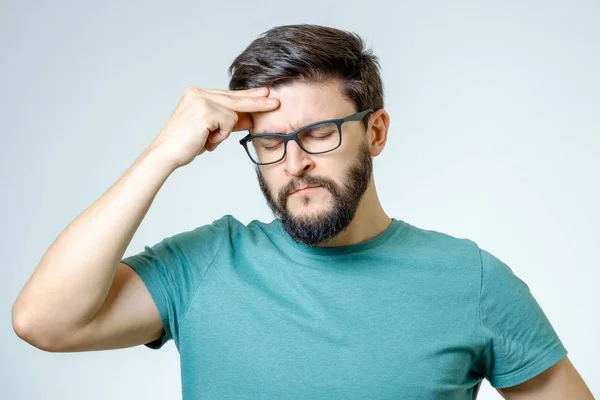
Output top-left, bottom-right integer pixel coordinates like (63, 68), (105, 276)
(489, 344), (568, 388)
(121, 258), (172, 349)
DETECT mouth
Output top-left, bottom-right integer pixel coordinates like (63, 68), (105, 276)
(288, 186), (321, 196)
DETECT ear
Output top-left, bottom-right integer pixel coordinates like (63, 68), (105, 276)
(367, 109), (390, 157)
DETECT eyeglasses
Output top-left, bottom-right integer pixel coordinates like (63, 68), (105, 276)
(238, 109), (373, 165)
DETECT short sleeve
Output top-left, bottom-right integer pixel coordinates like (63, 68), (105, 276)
(120, 216), (229, 350)
(475, 247), (568, 388)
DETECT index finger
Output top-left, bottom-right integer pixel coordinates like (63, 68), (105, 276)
(201, 87), (270, 97)
(202, 91), (280, 112)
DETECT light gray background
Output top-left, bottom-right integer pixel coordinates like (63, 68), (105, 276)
(1, 0), (598, 398)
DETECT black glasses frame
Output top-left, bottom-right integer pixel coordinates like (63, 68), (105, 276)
(239, 109), (374, 165)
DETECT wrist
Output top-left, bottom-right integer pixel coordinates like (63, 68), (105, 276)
(139, 145), (179, 175)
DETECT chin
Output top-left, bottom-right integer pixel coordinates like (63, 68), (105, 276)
(288, 201), (331, 218)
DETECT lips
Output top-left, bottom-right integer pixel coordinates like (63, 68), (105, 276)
(289, 186), (320, 195)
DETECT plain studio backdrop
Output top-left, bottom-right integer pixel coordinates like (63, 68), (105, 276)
(1, 0), (598, 399)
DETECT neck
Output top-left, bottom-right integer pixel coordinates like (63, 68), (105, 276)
(316, 181), (391, 248)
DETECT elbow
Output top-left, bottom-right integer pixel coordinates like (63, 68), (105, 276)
(12, 304), (61, 352)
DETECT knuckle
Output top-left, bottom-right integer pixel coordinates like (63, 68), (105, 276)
(182, 87), (201, 104)
(221, 115), (236, 132)
(256, 97), (270, 108)
(206, 119), (219, 131)
(183, 86), (199, 97)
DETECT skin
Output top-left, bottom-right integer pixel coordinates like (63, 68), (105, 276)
(249, 79), (393, 247)
(12, 80), (594, 397)
(497, 356), (595, 399)
(10, 86), (282, 352)
(251, 80), (595, 398)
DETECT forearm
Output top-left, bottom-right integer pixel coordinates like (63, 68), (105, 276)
(12, 147), (175, 342)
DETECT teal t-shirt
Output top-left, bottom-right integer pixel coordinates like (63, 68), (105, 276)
(121, 215), (567, 399)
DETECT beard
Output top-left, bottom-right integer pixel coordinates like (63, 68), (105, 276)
(255, 141), (373, 246)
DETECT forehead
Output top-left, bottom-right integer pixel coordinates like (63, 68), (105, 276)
(250, 80), (355, 134)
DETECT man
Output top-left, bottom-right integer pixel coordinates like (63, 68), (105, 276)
(12, 24), (594, 399)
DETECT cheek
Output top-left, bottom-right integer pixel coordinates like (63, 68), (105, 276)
(259, 168), (283, 191)
(317, 155), (347, 178)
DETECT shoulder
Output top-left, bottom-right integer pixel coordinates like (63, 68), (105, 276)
(212, 214), (274, 237)
(178, 214), (277, 247)
(398, 219), (482, 263)
(397, 220), (521, 282)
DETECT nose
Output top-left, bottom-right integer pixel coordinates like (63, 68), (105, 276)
(283, 139), (314, 176)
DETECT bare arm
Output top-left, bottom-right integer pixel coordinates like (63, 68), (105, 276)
(11, 86), (279, 352)
(497, 356), (595, 399)
(12, 148), (175, 351)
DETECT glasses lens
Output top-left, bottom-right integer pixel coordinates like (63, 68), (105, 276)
(298, 122), (340, 153)
(246, 135), (285, 165)
(245, 122), (340, 165)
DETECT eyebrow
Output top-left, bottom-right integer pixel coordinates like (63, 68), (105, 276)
(251, 118), (326, 136)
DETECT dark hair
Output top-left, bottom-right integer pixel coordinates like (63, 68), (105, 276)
(228, 24), (384, 128)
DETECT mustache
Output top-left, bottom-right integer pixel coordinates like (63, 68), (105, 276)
(277, 176), (337, 204)
(282, 176), (331, 194)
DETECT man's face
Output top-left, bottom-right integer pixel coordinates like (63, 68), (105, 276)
(250, 80), (373, 246)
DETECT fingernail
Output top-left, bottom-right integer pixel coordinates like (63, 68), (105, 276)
(267, 98), (278, 105)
